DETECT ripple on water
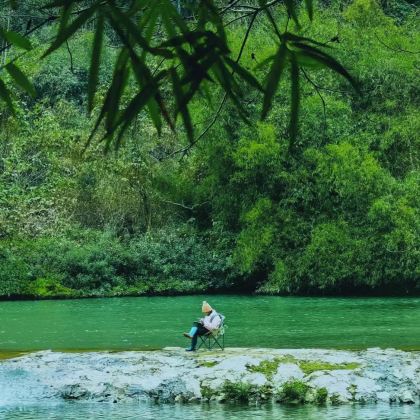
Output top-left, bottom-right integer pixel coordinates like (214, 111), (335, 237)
(0, 403), (419, 420)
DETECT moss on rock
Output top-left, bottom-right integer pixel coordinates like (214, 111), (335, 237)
(198, 360), (219, 368)
(247, 356), (360, 380)
(247, 355), (297, 379)
(299, 360), (361, 374)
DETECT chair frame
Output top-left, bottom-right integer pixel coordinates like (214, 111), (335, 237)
(197, 321), (225, 351)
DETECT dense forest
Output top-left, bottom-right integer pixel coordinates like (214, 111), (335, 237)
(0, 0), (418, 298)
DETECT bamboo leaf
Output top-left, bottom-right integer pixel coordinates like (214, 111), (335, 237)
(43, 5), (97, 57)
(113, 83), (158, 149)
(225, 58), (263, 92)
(107, 3), (172, 58)
(171, 68), (194, 144)
(139, 3), (160, 60)
(160, 31), (208, 48)
(285, 0), (300, 27)
(200, 0), (226, 42)
(294, 52), (324, 69)
(104, 50), (129, 135)
(305, 0), (314, 21)
(160, 0), (189, 35)
(0, 30), (32, 50)
(283, 33), (330, 48)
(294, 43), (360, 92)
(147, 98), (162, 135)
(84, 91), (111, 150)
(127, 50), (164, 134)
(261, 43), (288, 119)
(5, 63), (36, 97)
(255, 54), (275, 70)
(88, 13), (104, 113)
(86, 48), (130, 148)
(212, 61), (250, 123)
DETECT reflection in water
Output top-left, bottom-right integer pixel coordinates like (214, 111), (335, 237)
(1, 403), (419, 420)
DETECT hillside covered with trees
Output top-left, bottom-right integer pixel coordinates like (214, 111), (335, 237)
(0, 0), (418, 298)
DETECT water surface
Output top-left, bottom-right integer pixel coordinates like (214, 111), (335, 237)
(0, 296), (419, 351)
(1, 402), (419, 420)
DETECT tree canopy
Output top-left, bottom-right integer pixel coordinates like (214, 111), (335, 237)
(0, 0), (418, 298)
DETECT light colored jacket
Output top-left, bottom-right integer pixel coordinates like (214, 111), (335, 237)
(203, 310), (222, 331)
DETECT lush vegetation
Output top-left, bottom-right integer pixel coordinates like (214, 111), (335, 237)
(0, 0), (419, 298)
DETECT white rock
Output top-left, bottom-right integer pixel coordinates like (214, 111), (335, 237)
(184, 376), (202, 398)
(243, 372), (267, 387)
(353, 376), (382, 401)
(399, 390), (415, 404)
(215, 355), (261, 373)
(376, 391), (391, 402)
(308, 371), (353, 401)
(272, 363), (304, 385)
(0, 347), (419, 405)
(202, 377), (225, 391)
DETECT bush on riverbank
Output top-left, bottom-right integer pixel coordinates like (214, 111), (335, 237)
(0, 227), (235, 298)
(277, 380), (310, 404)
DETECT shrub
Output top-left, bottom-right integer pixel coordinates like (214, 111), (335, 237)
(315, 387), (328, 405)
(25, 278), (75, 298)
(0, 225), (234, 297)
(0, 246), (30, 296)
(222, 380), (253, 403)
(277, 380), (310, 404)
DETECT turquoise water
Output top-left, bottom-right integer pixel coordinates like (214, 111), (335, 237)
(0, 296), (419, 351)
(0, 402), (419, 419)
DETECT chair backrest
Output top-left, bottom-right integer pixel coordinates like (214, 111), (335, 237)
(214, 313), (226, 336)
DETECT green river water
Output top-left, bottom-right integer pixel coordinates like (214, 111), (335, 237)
(0, 402), (419, 419)
(0, 295), (419, 351)
(1, 296), (419, 419)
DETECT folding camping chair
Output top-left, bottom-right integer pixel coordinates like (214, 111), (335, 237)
(197, 314), (226, 351)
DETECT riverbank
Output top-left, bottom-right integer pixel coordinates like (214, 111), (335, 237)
(1, 348), (418, 406)
(2, 288), (420, 301)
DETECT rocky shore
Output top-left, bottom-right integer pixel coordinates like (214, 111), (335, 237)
(0, 348), (418, 406)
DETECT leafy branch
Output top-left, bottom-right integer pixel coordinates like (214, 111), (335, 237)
(0, 0), (360, 152)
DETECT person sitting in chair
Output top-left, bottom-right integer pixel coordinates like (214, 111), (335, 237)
(183, 301), (222, 352)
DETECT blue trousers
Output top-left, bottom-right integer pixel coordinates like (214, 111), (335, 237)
(190, 321), (209, 349)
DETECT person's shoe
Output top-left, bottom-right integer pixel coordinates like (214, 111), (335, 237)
(183, 332), (192, 339)
(185, 347), (196, 352)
